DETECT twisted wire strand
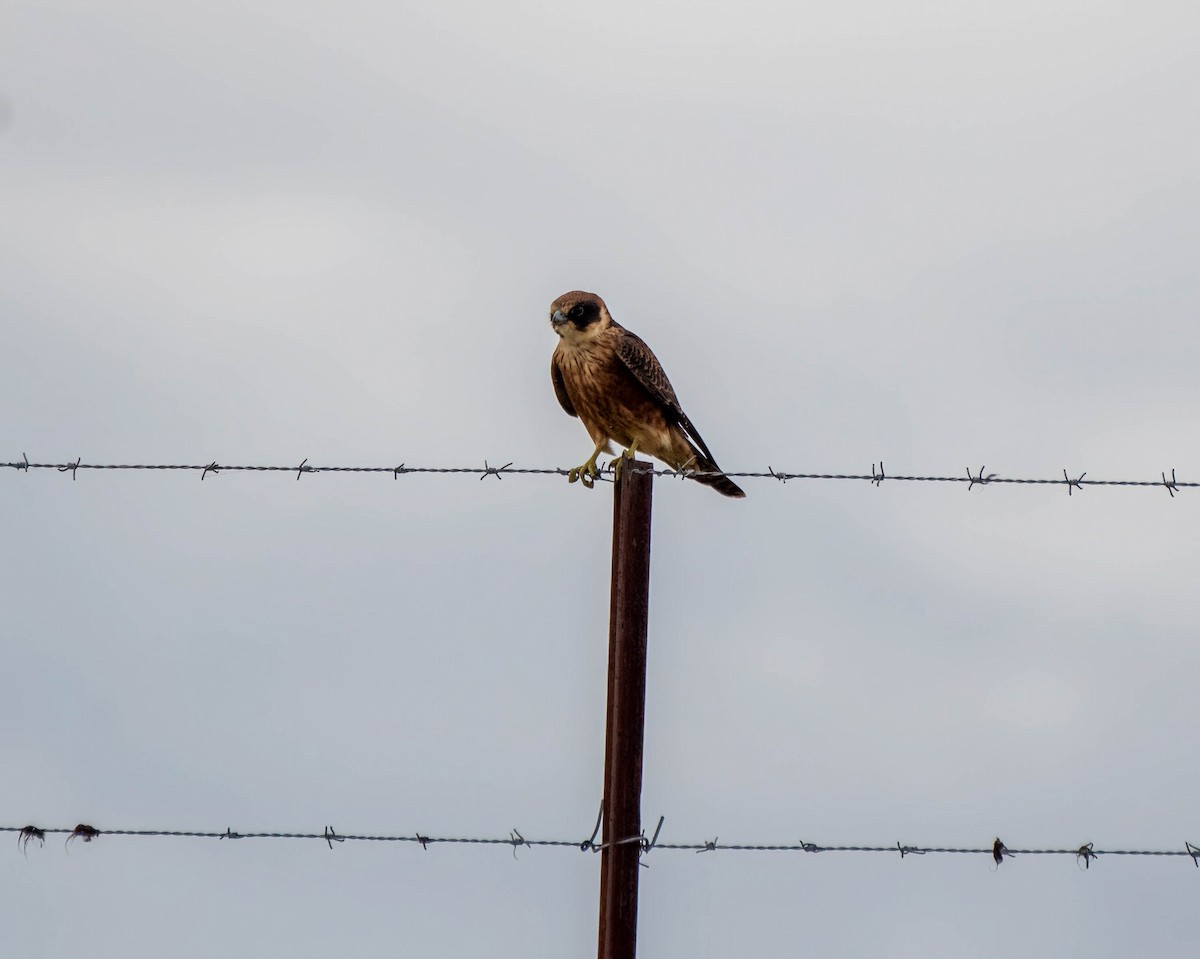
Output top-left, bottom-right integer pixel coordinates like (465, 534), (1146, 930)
(6, 826), (1197, 862)
(2, 458), (1194, 492)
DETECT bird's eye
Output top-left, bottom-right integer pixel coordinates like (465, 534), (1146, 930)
(569, 304), (585, 319)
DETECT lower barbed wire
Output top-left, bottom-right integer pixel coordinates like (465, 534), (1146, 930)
(3, 825), (1196, 863)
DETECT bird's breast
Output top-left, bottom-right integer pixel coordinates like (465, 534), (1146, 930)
(554, 340), (671, 451)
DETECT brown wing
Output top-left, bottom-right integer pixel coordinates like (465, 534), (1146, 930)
(550, 352), (578, 417)
(612, 322), (718, 464)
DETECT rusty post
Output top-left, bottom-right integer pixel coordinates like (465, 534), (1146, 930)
(597, 458), (654, 959)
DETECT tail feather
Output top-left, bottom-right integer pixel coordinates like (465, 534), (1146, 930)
(685, 452), (746, 498)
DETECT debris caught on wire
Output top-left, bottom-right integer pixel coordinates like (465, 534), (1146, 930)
(65, 824), (99, 848)
(17, 826), (45, 856)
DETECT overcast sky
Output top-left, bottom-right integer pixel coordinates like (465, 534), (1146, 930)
(4, 2), (1200, 956)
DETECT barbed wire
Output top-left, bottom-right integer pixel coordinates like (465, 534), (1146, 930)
(1, 456), (1194, 495)
(6, 824), (1199, 869)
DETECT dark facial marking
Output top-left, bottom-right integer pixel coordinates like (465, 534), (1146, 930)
(567, 299), (600, 328)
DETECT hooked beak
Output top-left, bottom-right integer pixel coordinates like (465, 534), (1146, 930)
(551, 309), (568, 327)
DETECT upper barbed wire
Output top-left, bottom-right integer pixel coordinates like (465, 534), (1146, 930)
(2, 457), (1194, 493)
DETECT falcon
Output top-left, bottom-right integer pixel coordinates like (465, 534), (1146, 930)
(549, 291), (745, 498)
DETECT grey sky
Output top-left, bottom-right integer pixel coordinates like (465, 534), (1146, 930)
(4, 2), (1200, 956)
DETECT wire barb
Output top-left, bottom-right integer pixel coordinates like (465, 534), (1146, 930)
(800, 839), (823, 853)
(1064, 469), (1086, 495)
(1162, 469), (1179, 498)
(672, 455), (697, 482)
(508, 829), (529, 860)
(296, 458), (315, 480)
(220, 827), (242, 840)
(324, 826), (344, 849)
(416, 833), (430, 850)
(58, 457), (81, 481)
(201, 461), (220, 481)
(871, 461), (885, 487)
(393, 463), (408, 480)
(480, 460), (513, 481)
(993, 837), (1011, 866)
(768, 466), (788, 484)
(1186, 842), (1200, 867)
(698, 837), (718, 854)
(966, 465), (994, 491)
(897, 841), (925, 858)
(1076, 842), (1097, 869)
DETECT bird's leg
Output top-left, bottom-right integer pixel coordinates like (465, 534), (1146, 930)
(609, 440), (640, 483)
(567, 442), (605, 489)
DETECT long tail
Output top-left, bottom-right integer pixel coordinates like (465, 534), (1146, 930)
(685, 450), (746, 498)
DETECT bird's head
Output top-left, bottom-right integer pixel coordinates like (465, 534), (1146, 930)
(549, 291), (610, 343)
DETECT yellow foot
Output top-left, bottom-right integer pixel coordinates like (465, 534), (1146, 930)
(609, 441), (641, 483)
(567, 446), (604, 489)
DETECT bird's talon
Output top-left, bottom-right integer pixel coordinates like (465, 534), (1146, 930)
(567, 450), (602, 490)
(610, 442), (640, 483)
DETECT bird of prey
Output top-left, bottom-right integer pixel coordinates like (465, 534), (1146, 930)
(549, 291), (745, 498)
